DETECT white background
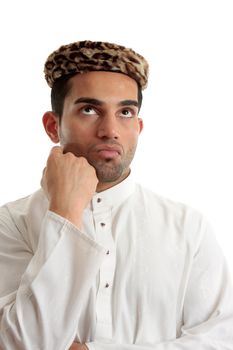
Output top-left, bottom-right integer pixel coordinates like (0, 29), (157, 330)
(0, 0), (232, 278)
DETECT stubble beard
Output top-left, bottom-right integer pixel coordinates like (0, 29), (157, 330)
(61, 140), (138, 184)
(88, 146), (136, 183)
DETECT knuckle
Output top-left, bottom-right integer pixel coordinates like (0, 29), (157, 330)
(78, 156), (88, 165)
(51, 146), (61, 155)
(64, 151), (75, 159)
(91, 166), (97, 175)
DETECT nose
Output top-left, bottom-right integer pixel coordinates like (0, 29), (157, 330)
(97, 114), (120, 139)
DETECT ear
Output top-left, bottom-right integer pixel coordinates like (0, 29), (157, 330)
(42, 111), (60, 143)
(138, 117), (144, 134)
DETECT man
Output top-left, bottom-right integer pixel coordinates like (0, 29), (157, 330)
(0, 40), (232, 350)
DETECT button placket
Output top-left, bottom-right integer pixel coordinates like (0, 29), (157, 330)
(95, 248), (116, 339)
(92, 203), (116, 339)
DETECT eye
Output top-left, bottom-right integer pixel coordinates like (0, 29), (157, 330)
(120, 108), (135, 118)
(81, 106), (97, 116)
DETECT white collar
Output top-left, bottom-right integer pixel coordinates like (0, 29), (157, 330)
(90, 172), (135, 211)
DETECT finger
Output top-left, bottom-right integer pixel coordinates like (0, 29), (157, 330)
(50, 145), (63, 156)
(47, 146), (64, 162)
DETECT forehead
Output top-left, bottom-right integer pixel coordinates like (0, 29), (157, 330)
(67, 71), (138, 100)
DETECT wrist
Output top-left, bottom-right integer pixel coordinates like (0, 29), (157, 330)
(49, 205), (83, 229)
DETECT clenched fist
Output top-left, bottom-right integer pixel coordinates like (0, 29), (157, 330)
(41, 146), (98, 228)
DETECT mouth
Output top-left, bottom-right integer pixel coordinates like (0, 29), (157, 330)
(94, 144), (123, 159)
(98, 150), (120, 159)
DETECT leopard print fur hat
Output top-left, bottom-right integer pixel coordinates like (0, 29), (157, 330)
(44, 40), (149, 90)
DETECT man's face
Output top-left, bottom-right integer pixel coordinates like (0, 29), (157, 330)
(55, 71), (143, 186)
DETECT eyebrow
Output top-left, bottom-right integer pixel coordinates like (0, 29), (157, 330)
(74, 97), (139, 108)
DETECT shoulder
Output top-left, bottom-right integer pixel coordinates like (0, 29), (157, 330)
(134, 183), (198, 215)
(0, 189), (47, 218)
(0, 189), (48, 244)
(133, 183), (209, 247)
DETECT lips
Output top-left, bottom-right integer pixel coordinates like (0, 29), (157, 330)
(98, 150), (120, 158)
(93, 143), (123, 159)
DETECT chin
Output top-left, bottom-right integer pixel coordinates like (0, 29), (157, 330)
(95, 167), (124, 183)
(96, 164), (131, 184)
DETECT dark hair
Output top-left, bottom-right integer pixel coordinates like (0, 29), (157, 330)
(51, 73), (143, 118)
(51, 74), (74, 118)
